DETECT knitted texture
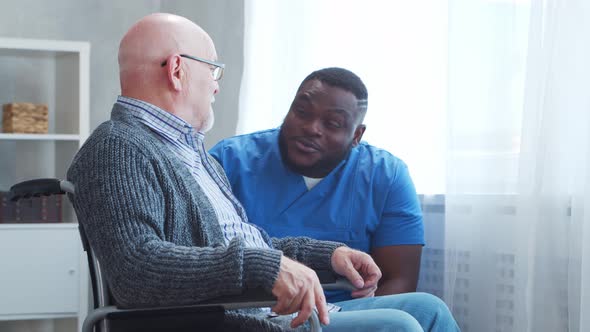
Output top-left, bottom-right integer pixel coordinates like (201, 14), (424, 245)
(67, 103), (342, 331)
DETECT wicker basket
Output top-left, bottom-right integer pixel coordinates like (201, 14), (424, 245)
(2, 103), (49, 134)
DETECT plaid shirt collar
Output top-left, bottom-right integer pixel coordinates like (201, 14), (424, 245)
(116, 96), (205, 148)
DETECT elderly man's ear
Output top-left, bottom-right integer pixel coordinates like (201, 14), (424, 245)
(165, 55), (184, 91)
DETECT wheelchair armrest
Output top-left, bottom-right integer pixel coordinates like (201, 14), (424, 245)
(9, 178), (74, 201)
(316, 269), (357, 292)
(200, 287), (277, 309)
(321, 278), (357, 292)
(84, 278), (353, 332)
(196, 273), (357, 307)
(84, 299), (320, 332)
(202, 270), (357, 308)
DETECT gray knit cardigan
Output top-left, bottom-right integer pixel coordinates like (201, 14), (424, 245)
(67, 103), (343, 331)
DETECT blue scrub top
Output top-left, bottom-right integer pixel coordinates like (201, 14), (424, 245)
(210, 128), (424, 302)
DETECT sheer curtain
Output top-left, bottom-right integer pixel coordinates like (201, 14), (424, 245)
(240, 0), (590, 331)
(446, 0), (590, 331)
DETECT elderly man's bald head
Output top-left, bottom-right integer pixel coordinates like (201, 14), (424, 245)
(118, 13), (212, 74)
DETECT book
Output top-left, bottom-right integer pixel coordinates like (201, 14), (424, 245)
(0, 191), (62, 223)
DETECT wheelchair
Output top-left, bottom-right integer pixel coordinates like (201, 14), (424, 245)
(10, 178), (354, 332)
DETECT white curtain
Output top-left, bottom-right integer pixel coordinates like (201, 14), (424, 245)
(446, 0), (590, 331)
(241, 0), (590, 331)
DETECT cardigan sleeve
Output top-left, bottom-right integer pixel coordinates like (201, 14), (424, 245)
(271, 237), (345, 272)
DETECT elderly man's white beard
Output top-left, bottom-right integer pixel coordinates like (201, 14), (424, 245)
(200, 107), (215, 133)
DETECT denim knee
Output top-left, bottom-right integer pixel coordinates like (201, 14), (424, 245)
(383, 310), (424, 332)
(326, 308), (423, 332)
(399, 292), (459, 332)
(333, 292), (460, 331)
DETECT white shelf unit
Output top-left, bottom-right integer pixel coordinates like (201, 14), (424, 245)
(0, 37), (90, 332)
(0, 133), (81, 141)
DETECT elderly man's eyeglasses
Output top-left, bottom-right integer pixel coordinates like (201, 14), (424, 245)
(161, 54), (225, 81)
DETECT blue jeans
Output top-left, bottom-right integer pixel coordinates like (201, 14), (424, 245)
(324, 292), (460, 332)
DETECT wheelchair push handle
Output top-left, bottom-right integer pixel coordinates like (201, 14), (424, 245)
(9, 178), (74, 201)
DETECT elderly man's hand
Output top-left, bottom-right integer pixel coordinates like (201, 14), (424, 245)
(271, 256), (330, 328)
(331, 246), (382, 298)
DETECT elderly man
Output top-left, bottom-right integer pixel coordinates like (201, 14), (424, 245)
(68, 13), (457, 332)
